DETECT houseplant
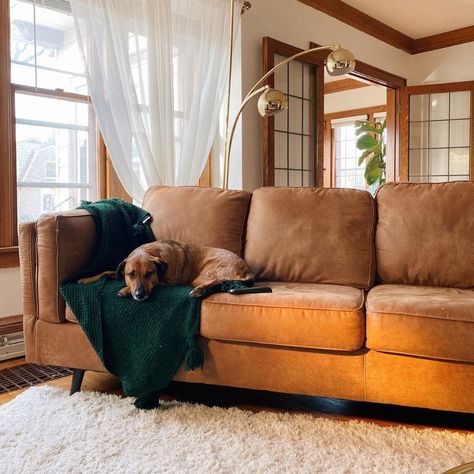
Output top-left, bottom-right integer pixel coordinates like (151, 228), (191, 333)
(355, 119), (386, 193)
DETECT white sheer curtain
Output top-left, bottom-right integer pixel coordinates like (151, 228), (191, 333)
(71, 0), (241, 201)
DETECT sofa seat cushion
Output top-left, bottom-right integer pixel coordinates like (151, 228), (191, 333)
(200, 282), (366, 352)
(367, 284), (474, 363)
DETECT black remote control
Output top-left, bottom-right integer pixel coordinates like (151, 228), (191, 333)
(228, 287), (273, 295)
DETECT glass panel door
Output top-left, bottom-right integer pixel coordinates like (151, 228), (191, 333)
(403, 86), (473, 183)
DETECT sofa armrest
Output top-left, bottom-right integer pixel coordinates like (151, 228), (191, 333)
(23, 210), (97, 324)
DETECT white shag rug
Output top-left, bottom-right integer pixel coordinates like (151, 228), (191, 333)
(1, 386), (473, 474)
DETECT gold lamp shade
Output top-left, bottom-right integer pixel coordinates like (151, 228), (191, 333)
(326, 47), (356, 76)
(257, 88), (288, 117)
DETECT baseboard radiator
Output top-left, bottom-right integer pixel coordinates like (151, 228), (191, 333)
(0, 315), (25, 361)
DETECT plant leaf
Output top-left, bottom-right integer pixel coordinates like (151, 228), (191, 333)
(355, 122), (383, 135)
(356, 134), (378, 150)
(357, 146), (380, 166)
(365, 155), (384, 185)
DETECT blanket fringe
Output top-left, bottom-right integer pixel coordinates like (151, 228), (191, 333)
(184, 344), (204, 371)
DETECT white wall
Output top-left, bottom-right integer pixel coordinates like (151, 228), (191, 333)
(325, 85), (387, 114)
(408, 42), (474, 85)
(0, 267), (22, 318)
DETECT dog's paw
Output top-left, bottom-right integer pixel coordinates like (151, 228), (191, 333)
(189, 286), (205, 298)
(117, 287), (131, 298)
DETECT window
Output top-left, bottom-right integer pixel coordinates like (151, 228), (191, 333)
(333, 121), (366, 190)
(11, 0), (98, 224)
(325, 107), (387, 190)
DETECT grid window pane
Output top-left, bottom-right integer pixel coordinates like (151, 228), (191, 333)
(409, 91), (471, 182)
(272, 55), (315, 187)
(274, 169), (287, 187)
(15, 92), (97, 223)
(10, 0), (87, 94)
(334, 123), (365, 191)
(450, 92), (470, 119)
(274, 131), (288, 169)
(430, 93), (449, 121)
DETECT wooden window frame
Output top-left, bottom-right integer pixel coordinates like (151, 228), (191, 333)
(0, 0), (112, 268)
(324, 105), (387, 188)
(399, 80), (474, 182)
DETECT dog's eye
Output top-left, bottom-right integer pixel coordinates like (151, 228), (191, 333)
(144, 271), (154, 278)
(127, 271), (136, 279)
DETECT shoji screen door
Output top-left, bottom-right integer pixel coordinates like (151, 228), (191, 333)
(262, 37), (325, 187)
(400, 82), (474, 182)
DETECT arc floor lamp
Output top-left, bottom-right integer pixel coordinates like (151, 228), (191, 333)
(222, 2), (356, 189)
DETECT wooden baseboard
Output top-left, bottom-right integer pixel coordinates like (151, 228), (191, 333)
(0, 314), (23, 336)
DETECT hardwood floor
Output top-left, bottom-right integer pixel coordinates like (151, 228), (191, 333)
(1, 357), (473, 433)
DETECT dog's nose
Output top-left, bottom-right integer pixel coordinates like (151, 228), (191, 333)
(134, 287), (147, 301)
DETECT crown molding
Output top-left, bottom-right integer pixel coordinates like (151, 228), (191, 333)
(299, 0), (474, 55)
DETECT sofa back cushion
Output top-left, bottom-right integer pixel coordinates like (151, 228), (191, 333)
(142, 186), (251, 256)
(375, 182), (474, 288)
(244, 187), (376, 289)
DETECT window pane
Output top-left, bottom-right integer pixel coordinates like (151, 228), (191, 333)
(334, 123), (366, 191)
(15, 92), (97, 223)
(430, 93), (449, 121)
(450, 91), (471, 119)
(10, 0), (87, 93)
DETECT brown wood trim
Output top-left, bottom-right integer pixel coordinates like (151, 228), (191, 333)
(315, 63), (324, 187)
(324, 78), (369, 94)
(198, 154), (213, 187)
(309, 42), (407, 89)
(300, 0), (474, 55)
(351, 60), (407, 89)
(412, 26), (474, 54)
(12, 84), (89, 103)
(106, 152), (131, 202)
(400, 81), (474, 95)
(0, 247), (20, 268)
(385, 88), (397, 182)
(471, 88), (474, 181)
(0, 314), (22, 336)
(399, 87), (410, 182)
(0, 1), (16, 249)
(323, 120), (332, 187)
(324, 105), (386, 122)
(97, 131), (107, 200)
(262, 37), (275, 186)
(299, 0), (413, 53)
(264, 37), (329, 66)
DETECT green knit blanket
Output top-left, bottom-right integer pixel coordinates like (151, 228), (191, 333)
(60, 198), (246, 409)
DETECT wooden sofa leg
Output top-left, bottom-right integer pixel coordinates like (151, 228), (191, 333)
(70, 369), (85, 395)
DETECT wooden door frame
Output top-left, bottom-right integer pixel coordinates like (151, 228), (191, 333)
(324, 105), (387, 187)
(310, 42), (407, 184)
(399, 80), (474, 181)
(262, 37), (326, 187)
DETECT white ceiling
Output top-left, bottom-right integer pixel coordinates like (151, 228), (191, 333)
(342, 0), (474, 38)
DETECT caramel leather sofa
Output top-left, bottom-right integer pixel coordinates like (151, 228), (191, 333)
(19, 182), (474, 413)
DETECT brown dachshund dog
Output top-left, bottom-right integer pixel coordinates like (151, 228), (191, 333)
(79, 239), (254, 301)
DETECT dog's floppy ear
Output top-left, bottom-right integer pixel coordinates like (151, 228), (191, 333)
(153, 258), (168, 281)
(115, 260), (126, 280)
